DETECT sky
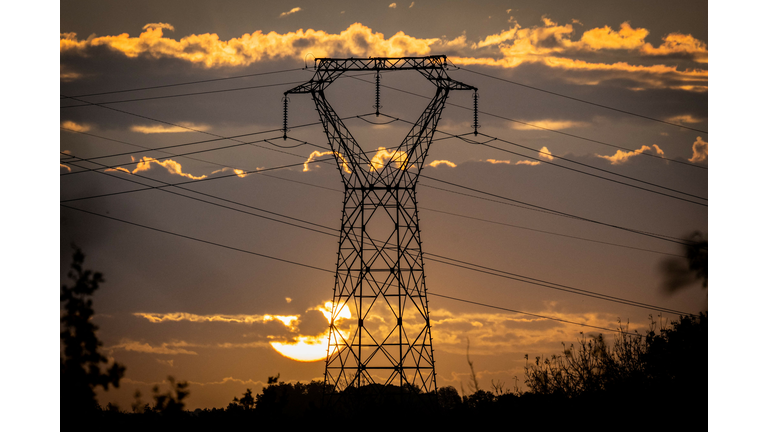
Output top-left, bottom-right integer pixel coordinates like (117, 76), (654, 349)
(7, 0), (761, 424)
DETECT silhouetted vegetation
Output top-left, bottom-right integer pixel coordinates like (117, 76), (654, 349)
(60, 247), (125, 420)
(660, 230), (708, 293)
(62, 249), (706, 430)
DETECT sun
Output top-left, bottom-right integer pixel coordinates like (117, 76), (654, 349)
(269, 302), (351, 362)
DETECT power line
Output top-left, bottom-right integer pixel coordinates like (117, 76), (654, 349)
(420, 174), (693, 246)
(62, 148), (691, 316)
(423, 253), (691, 315)
(61, 87), (697, 246)
(60, 203), (693, 333)
(456, 67), (708, 134)
(384, 115), (707, 207)
(60, 80), (309, 109)
(61, 123), (681, 258)
(61, 67), (307, 99)
(347, 74), (706, 170)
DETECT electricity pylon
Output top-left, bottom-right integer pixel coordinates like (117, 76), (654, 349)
(285, 56), (476, 396)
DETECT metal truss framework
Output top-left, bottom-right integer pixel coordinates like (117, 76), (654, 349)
(286, 56), (475, 395)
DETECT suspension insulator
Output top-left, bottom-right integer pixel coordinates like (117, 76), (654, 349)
(282, 95), (289, 140)
(374, 72), (382, 117)
(473, 90), (480, 136)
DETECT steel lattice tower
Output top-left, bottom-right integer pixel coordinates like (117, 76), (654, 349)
(285, 56), (475, 396)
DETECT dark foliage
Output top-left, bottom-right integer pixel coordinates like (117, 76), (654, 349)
(60, 247), (125, 419)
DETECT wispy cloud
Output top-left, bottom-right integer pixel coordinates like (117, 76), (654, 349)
(130, 122), (209, 134)
(538, 146), (554, 161)
(428, 160), (457, 168)
(134, 312), (299, 330)
(389, 3), (397, 8)
(60, 20), (707, 91)
(61, 120), (91, 132)
(666, 114), (705, 124)
(109, 339), (198, 355)
(303, 150), (351, 174)
(515, 160), (540, 166)
(106, 156), (208, 180)
(688, 137), (707, 162)
(596, 144), (664, 165)
(511, 119), (589, 131)
(279, 7), (302, 18)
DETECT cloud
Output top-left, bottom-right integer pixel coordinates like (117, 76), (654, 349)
(60, 120), (91, 132)
(303, 150), (351, 174)
(279, 7), (302, 17)
(369, 147), (409, 171)
(389, 3), (397, 8)
(134, 312), (299, 330)
(409, 2), (415, 8)
(512, 119), (589, 131)
(640, 33), (708, 63)
(109, 339), (198, 355)
(666, 114), (705, 124)
(538, 147), (554, 160)
(579, 22), (648, 51)
(515, 160), (540, 166)
(105, 156), (208, 180)
(60, 23), (438, 68)
(143, 23), (175, 32)
(210, 167), (249, 178)
(428, 307), (619, 355)
(485, 159), (510, 164)
(428, 160), (457, 168)
(130, 122), (209, 134)
(596, 144), (664, 165)
(688, 137), (707, 162)
(60, 20), (707, 91)
(60, 164), (72, 172)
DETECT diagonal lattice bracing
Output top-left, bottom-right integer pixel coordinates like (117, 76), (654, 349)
(286, 56), (475, 398)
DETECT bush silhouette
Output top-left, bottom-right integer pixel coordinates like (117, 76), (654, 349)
(60, 247), (125, 418)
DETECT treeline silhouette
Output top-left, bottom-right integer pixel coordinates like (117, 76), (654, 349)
(61, 248), (707, 430)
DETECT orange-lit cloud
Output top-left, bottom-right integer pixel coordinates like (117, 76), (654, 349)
(597, 144), (664, 165)
(60, 20), (707, 91)
(389, 3), (397, 8)
(106, 156), (208, 180)
(428, 160), (457, 168)
(485, 159), (510, 164)
(130, 122), (209, 134)
(109, 339), (198, 355)
(134, 312), (299, 329)
(61, 120), (91, 132)
(579, 22), (648, 50)
(60, 23), (437, 68)
(279, 7), (302, 17)
(512, 119), (589, 131)
(515, 160), (540, 166)
(270, 301), (352, 362)
(369, 147), (409, 171)
(60, 164), (72, 172)
(539, 146), (554, 160)
(640, 33), (708, 63)
(688, 137), (707, 163)
(303, 150), (352, 174)
(210, 167), (249, 178)
(666, 114), (705, 124)
(428, 307), (619, 355)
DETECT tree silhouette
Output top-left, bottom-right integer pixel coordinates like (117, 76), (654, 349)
(60, 247), (125, 417)
(660, 230), (708, 293)
(151, 376), (189, 414)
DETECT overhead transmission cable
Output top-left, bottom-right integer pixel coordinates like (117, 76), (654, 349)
(346, 74), (705, 170)
(61, 67), (306, 99)
(61, 86), (697, 245)
(455, 67), (708, 134)
(60, 203), (693, 331)
(61, 122), (681, 258)
(379, 113), (706, 207)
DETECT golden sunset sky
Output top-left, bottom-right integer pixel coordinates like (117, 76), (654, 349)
(8, 1), (763, 426)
